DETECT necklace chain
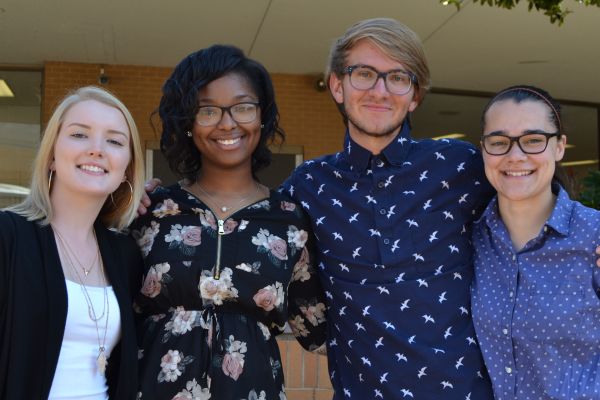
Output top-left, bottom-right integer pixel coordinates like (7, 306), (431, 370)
(53, 226), (110, 376)
(195, 181), (261, 213)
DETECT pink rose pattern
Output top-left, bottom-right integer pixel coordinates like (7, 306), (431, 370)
(132, 186), (326, 398)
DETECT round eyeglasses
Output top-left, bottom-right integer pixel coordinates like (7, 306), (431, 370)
(343, 64), (417, 95)
(481, 132), (560, 156)
(195, 102), (259, 127)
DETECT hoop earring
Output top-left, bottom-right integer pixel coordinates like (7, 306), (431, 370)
(110, 180), (133, 208)
(48, 170), (54, 191)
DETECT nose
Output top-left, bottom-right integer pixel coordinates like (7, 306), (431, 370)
(216, 109), (237, 130)
(505, 140), (527, 160)
(88, 135), (105, 157)
(370, 76), (388, 95)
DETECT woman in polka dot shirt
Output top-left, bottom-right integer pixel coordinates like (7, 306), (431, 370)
(471, 85), (600, 400)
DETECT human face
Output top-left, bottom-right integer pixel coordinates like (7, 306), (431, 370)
(329, 39), (418, 142)
(51, 100), (131, 200)
(482, 99), (565, 206)
(192, 73), (261, 173)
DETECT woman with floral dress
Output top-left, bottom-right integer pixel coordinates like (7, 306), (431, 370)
(131, 45), (327, 400)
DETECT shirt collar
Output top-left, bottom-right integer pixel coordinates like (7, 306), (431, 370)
(343, 121), (413, 172)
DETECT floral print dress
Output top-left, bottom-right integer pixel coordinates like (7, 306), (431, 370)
(131, 184), (327, 400)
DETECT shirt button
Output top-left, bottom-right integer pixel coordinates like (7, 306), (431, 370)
(509, 291), (514, 298)
(505, 367), (512, 374)
(502, 328), (508, 335)
(512, 254), (516, 261)
(383, 238), (390, 245)
(378, 181), (385, 189)
(379, 209), (386, 215)
(543, 226), (548, 232)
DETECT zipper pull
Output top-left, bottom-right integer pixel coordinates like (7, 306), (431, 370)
(218, 219), (224, 235)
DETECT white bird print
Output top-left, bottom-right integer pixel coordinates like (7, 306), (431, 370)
(325, 291), (333, 299)
(349, 213), (359, 223)
(376, 159), (385, 168)
(396, 353), (408, 362)
(384, 175), (394, 187)
(360, 278), (367, 285)
(338, 306), (347, 316)
(369, 229), (381, 237)
(466, 337), (476, 345)
(301, 201), (310, 209)
(457, 162), (465, 172)
(319, 262), (325, 271)
(423, 199), (432, 210)
(330, 338), (338, 346)
(343, 388), (351, 397)
(435, 151), (445, 160)
(449, 245), (459, 253)
(380, 372), (388, 383)
(458, 193), (468, 204)
(403, 190), (415, 195)
(400, 388), (414, 398)
(396, 273), (406, 283)
(350, 182), (358, 192)
(477, 371), (483, 379)
(438, 291), (447, 303)
(398, 136), (408, 145)
(332, 198), (342, 207)
(417, 279), (428, 287)
(466, 392), (472, 400)
(377, 286), (390, 295)
(406, 219), (419, 228)
(429, 231), (439, 242)
(352, 247), (361, 259)
(361, 356), (371, 366)
(412, 253), (424, 262)
(443, 210), (454, 220)
(453, 272), (463, 280)
(333, 170), (342, 178)
(419, 170), (429, 181)
(444, 326), (452, 339)
(417, 366), (427, 379)
(318, 183), (325, 194)
(356, 322), (365, 332)
(347, 339), (354, 348)
(391, 239), (400, 253)
(305, 173), (313, 180)
(359, 373), (364, 382)
(386, 205), (396, 219)
(288, 185), (295, 197)
(433, 348), (446, 354)
(339, 263), (348, 272)
(459, 306), (469, 315)
(333, 232), (343, 241)
(422, 314), (435, 323)
(316, 216), (326, 225)
(345, 356), (351, 366)
(383, 321), (396, 330)
(400, 299), (410, 311)
(343, 291), (352, 300)
(408, 335), (416, 344)
(362, 305), (371, 316)
(434, 265), (444, 275)
(375, 337), (384, 348)
(455, 356), (464, 369)
(374, 389), (383, 398)
(365, 195), (377, 204)
(441, 381), (454, 389)
(441, 180), (450, 189)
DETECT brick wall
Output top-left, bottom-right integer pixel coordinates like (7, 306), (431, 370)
(42, 61), (338, 399)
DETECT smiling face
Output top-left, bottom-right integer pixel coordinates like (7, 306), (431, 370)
(482, 99), (566, 207)
(329, 39), (418, 147)
(191, 73), (261, 173)
(51, 99), (131, 200)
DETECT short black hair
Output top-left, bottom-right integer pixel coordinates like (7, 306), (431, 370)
(157, 44), (284, 181)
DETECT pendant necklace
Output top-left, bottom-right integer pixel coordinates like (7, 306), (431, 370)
(195, 181), (261, 213)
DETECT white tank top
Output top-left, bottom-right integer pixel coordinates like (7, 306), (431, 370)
(48, 279), (122, 400)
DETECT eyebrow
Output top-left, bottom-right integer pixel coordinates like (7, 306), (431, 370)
(198, 94), (258, 104)
(484, 128), (555, 136)
(67, 122), (129, 138)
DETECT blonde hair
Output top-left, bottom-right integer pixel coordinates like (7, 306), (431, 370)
(8, 86), (145, 231)
(326, 17), (431, 103)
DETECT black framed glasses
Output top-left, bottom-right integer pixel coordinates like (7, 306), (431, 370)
(195, 102), (259, 126)
(343, 64), (417, 95)
(481, 132), (560, 156)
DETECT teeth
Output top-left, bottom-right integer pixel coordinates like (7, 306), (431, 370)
(80, 165), (105, 173)
(504, 171), (531, 177)
(217, 138), (240, 145)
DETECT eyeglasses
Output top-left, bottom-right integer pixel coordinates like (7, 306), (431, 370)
(343, 64), (417, 95)
(195, 102), (259, 126)
(481, 132), (560, 156)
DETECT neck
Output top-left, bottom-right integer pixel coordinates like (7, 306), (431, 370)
(348, 123), (403, 156)
(195, 165), (256, 193)
(497, 189), (556, 251)
(50, 188), (104, 237)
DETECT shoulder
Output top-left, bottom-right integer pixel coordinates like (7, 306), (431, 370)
(412, 137), (481, 159)
(0, 210), (38, 237)
(268, 190), (312, 228)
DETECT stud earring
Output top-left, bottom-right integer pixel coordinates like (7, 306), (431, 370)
(186, 131), (192, 138)
(260, 124), (264, 129)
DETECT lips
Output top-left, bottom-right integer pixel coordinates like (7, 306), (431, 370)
(503, 170), (533, 177)
(78, 164), (107, 173)
(217, 137), (241, 146)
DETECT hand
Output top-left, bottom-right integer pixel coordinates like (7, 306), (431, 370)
(137, 178), (162, 216)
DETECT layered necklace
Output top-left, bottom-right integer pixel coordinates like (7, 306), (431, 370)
(195, 181), (262, 213)
(53, 227), (110, 376)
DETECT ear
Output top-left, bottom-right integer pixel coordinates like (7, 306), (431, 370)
(407, 91), (419, 113)
(555, 134), (566, 161)
(329, 73), (344, 105)
(49, 160), (55, 171)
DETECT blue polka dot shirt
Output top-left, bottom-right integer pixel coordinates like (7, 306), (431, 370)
(472, 186), (600, 400)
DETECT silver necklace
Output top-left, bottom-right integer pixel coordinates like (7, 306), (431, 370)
(195, 181), (261, 213)
(53, 227), (110, 376)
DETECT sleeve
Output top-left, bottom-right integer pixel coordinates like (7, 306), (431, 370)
(286, 217), (327, 353)
(279, 165), (301, 203)
(0, 211), (15, 314)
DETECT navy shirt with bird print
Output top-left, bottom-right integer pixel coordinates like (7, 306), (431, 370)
(281, 121), (495, 399)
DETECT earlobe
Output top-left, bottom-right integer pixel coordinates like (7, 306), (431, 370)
(555, 135), (567, 161)
(329, 74), (344, 104)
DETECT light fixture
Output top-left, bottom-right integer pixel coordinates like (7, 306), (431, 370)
(0, 79), (14, 97)
(565, 144), (575, 149)
(0, 183), (30, 196)
(432, 133), (466, 140)
(560, 159), (598, 167)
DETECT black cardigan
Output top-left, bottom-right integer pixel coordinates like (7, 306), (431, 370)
(0, 210), (142, 399)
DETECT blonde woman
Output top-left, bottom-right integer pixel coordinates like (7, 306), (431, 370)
(0, 86), (145, 399)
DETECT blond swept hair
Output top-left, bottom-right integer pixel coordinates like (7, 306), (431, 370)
(326, 17), (431, 103)
(8, 86), (145, 231)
